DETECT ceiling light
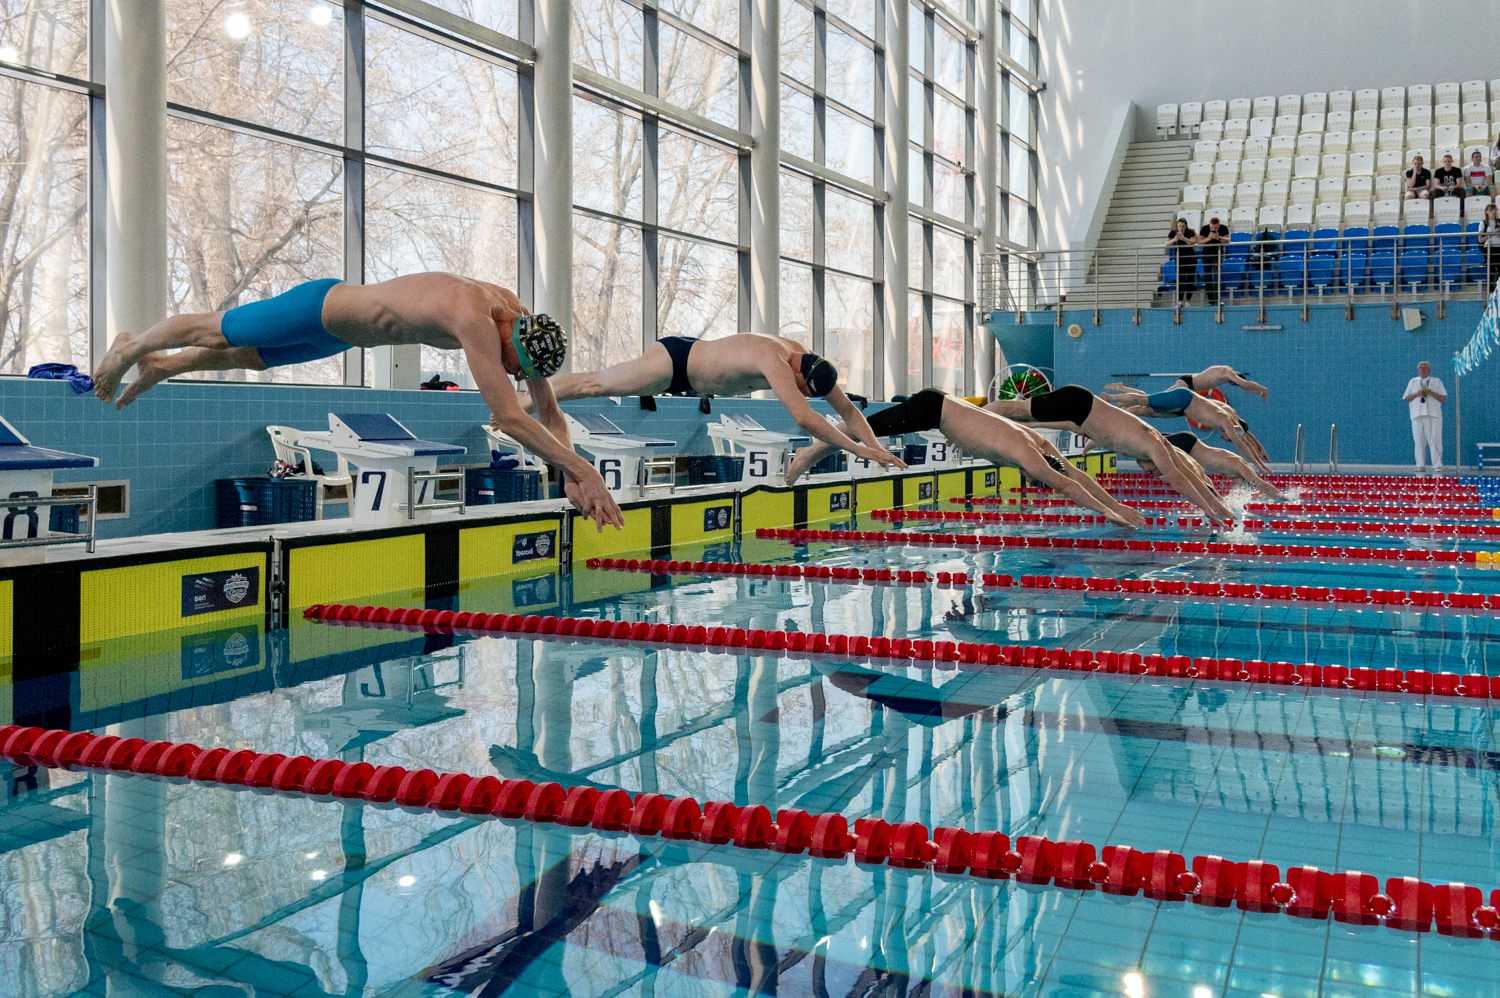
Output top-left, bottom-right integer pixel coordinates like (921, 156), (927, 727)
(224, 13), (252, 39)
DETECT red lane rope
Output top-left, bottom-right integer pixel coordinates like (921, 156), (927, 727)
(961, 496), (1500, 520)
(587, 556), (1497, 620)
(16, 654), (1493, 933)
(882, 509), (1500, 540)
(756, 526), (1479, 565)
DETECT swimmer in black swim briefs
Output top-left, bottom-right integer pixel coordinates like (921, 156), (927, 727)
(984, 386), (1235, 523)
(527, 331), (905, 471)
(1098, 383), (1271, 474)
(786, 388), (1145, 528)
(1147, 431), (1287, 501)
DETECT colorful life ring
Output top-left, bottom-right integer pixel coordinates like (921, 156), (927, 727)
(994, 366), (1052, 400)
(1186, 387), (1227, 429)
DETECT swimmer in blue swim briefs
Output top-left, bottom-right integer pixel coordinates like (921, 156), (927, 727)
(91, 273), (626, 530)
(1099, 382), (1271, 474)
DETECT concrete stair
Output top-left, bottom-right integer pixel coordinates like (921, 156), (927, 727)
(1075, 139), (1194, 308)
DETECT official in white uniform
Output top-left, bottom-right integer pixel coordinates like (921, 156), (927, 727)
(1402, 361), (1447, 473)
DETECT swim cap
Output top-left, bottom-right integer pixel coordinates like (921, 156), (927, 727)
(800, 352), (839, 397)
(512, 313), (568, 379)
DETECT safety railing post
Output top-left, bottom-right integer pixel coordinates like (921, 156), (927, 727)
(1055, 255), (1063, 327)
(1093, 249), (1101, 325)
(1133, 248), (1141, 324)
(1294, 423), (1305, 474)
(1329, 423), (1338, 476)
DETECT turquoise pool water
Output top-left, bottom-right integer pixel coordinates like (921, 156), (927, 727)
(4, 498), (1500, 997)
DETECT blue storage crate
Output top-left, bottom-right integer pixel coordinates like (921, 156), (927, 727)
(465, 467), (542, 505)
(216, 478), (317, 528)
(687, 455), (744, 485)
(810, 452), (847, 475)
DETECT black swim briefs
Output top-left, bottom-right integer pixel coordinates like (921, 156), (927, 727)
(1179, 373), (1194, 390)
(867, 389), (947, 436)
(1165, 431), (1200, 454)
(659, 336), (699, 395)
(1029, 385), (1094, 426)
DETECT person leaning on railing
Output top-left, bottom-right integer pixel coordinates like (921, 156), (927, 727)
(1198, 216), (1230, 305)
(1479, 202), (1500, 293)
(1164, 218), (1198, 303)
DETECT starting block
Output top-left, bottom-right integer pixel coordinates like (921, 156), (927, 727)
(914, 430), (958, 469)
(707, 414), (810, 489)
(850, 433), (905, 478)
(565, 413), (676, 499)
(298, 414), (466, 525)
(0, 415), (98, 563)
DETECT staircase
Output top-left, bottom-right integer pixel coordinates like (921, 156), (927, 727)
(1077, 139), (1194, 308)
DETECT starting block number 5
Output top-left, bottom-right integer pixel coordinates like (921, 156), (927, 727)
(746, 450), (771, 480)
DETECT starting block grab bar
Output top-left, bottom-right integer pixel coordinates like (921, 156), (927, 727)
(401, 467), (466, 520)
(0, 485), (97, 553)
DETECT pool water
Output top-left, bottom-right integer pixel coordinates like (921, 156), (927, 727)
(4, 491), (1500, 998)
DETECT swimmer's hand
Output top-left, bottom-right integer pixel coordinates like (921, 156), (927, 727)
(565, 469), (625, 531)
(856, 446), (906, 470)
(1106, 506), (1147, 530)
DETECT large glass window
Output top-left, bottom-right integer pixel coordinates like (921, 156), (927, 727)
(999, 1), (1040, 310)
(0, 0), (87, 77)
(573, 214), (644, 371)
(0, 75), (88, 374)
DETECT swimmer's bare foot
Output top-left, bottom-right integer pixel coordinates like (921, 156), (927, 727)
(93, 332), (137, 403)
(114, 352), (170, 409)
(785, 445), (832, 487)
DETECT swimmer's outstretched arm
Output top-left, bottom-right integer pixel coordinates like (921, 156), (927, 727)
(826, 387), (906, 468)
(1196, 365), (1268, 401)
(1148, 436), (1234, 523)
(1014, 438), (1145, 529)
(761, 359), (901, 467)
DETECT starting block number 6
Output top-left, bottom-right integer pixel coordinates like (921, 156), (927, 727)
(597, 458), (624, 492)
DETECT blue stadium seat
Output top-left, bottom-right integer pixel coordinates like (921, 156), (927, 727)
(1435, 222), (1462, 248)
(1278, 230), (1310, 292)
(1310, 227), (1340, 256)
(1342, 226), (1370, 292)
(1370, 250), (1397, 292)
(1399, 224), (1431, 289)
(1438, 247), (1465, 287)
(1372, 224), (1399, 250)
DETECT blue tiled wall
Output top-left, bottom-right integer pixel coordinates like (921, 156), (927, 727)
(1051, 300), (1497, 470)
(3, 378), (889, 539)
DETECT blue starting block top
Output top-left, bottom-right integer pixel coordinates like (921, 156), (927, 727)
(0, 415), (97, 471)
(573, 413), (674, 448)
(330, 413), (465, 456)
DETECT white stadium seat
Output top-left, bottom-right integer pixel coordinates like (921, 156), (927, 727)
(1321, 153), (1347, 178)
(1379, 107), (1404, 129)
(1433, 196), (1462, 223)
(1181, 184), (1208, 209)
(1463, 80), (1488, 103)
(1318, 177), (1345, 199)
(1404, 198), (1430, 223)
(1228, 97), (1253, 120)
(1464, 100), (1488, 124)
(1348, 152), (1376, 177)
(1466, 144), (1487, 165)
(1270, 134), (1297, 157)
(1259, 204), (1285, 229)
(1315, 201), (1342, 228)
(1178, 209), (1202, 231)
(1323, 131), (1349, 154)
(1204, 99), (1228, 122)
(1231, 205), (1258, 228)
(1236, 181), (1261, 206)
(1408, 83), (1433, 108)
(1300, 113), (1325, 134)
(1157, 103), (1178, 136)
(1244, 137), (1270, 159)
(1209, 183), (1236, 208)
(1193, 140), (1218, 163)
(1464, 122), (1489, 144)
(1434, 124), (1460, 149)
(1326, 110), (1352, 132)
(1346, 175), (1374, 200)
(1407, 105), (1431, 129)
(1406, 147), (1431, 168)
(1491, 78), (1500, 101)
(1375, 174), (1402, 199)
(1355, 89), (1380, 112)
(1435, 103), (1460, 126)
(1296, 133), (1322, 157)
(1215, 159), (1240, 184)
(1372, 199), (1401, 227)
(1253, 95), (1277, 118)
(1249, 116), (1273, 138)
(1491, 100), (1500, 124)
(1274, 114), (1299, 136)
(1382, 86), (1406, 109)
(1470, 194), (1494, 214)
(1188, 161), (1215, 184)
(1262, 179), (1289, 205)
(1293, 155), (1319, 179)
(1240, 158), (1266, 183)
(1378, 128), (1403, 152)
(1351, 129), (1377, 154)
(1353, 109), (1379, 130)
(1199, 119), (1224, 143)
(1376, 150), (1404, 175)
(1493, 122), (1500, 142)
(1267, 156), (1293, 181)
(1406, 125), (1431, 149)
(1304, 92), (1328, 115)
(1224, 117), (1249, 140)
(1278, 94), (1301, 117)
(1218, 138), (1244, 161)
(1290, 178), (1318, 203)
(1285, 203), (1313, 229)
(1329, 90), (1354, 114)
(1435, 82), (1460, 104)
(1180, 102), (1203, 136)
(1344, 200), (1372, 227)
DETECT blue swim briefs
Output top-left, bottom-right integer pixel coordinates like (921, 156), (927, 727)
(1146, 386), (1196, 416)
(220, 278), (349, 367)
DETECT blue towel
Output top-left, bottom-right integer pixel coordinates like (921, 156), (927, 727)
(489, 450), (520, 470)
(27, 363), (94, 394)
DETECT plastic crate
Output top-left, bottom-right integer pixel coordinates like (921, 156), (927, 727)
(810, 453), (847, 475)
(216, 478), (317, 528)
(49, 502), (79, 534)
(903, 444), (927, 465)
(466, 467), (542, 505)
(687, 455), (744, 485)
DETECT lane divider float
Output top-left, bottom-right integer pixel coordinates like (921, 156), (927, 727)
(4, 719), (1495, 935)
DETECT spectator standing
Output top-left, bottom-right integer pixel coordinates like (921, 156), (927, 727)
(1478, 202), (1500, 293)
(1403, 155), (1433, 200)
(1165, 218), (1197, 303)
(1198, 217), (1230, 304)
(1434, 153), (1464, 207)
(1402, 361), (1446, 474)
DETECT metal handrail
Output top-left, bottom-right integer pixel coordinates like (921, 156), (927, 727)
(1294, 424), (1305, 474)
(1000, 231), (1491, 315)
(0, 484), (97, 553)
(1329, 424), (1339, 475)
(404, 467), (466, 519)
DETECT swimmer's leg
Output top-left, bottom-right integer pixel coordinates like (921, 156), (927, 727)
(94, 311), (230, 403)
(114, 346), (266, 410)
(517, 342), (677, 413)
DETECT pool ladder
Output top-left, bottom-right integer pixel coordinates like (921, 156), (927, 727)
(1293, 424), (1338, 475)
(1294, 424), (1305, 474)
